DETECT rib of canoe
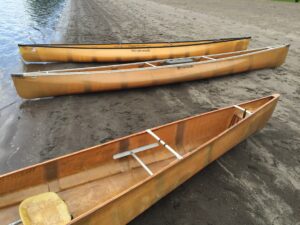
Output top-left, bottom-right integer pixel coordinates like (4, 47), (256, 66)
(0, 94), (279, 225)
(12, 44), (289, 99)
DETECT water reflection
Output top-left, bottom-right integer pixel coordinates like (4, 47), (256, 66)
(25, 0), (66, 27)
(0, 0), (66, 76)
(0, 0), (66, 108)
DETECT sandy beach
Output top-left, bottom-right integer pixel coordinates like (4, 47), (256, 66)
(0, 0), (299, 224)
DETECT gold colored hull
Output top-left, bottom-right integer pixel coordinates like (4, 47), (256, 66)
(12, 45), (289, 99)
(0, 95), (279, 225)
(18, 37), (250, 63)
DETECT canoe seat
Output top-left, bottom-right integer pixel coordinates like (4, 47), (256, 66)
(19, 192), (71, 225)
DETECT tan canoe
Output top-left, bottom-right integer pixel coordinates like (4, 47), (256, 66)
(1, 94), (279, 225)
(18, 37), (250, 63)
(12, 45), (289, 99)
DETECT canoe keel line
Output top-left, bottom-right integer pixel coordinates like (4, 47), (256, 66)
(0, 94), (279, 225)
(12, 45), (289, 99)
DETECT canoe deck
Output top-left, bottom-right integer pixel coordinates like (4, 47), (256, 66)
(0, 95), (279, 225)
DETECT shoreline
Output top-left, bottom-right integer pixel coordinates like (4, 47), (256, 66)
(53, 0), (71, 43)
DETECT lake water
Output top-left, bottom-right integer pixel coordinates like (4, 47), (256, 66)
(0, 0), (67, 108)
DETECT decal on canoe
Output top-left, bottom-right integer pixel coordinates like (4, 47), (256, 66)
(177, 65), (194, 69)
(131, 49), (150, 52)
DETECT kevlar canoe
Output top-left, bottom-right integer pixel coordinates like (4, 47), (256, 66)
(12, 45), (289, 99)
(1, 94), (279, 225)
(18, 37), (251, 63)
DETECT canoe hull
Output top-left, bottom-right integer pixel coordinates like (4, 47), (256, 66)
(0, 95), (279, 224)
(12, 45), (289, 99)
(19, 38), (250, 63)
(70, 95), (279, 225)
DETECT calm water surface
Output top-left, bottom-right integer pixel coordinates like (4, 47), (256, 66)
(0, 0), (67, 108)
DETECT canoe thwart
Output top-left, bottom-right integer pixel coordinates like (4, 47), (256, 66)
(145, 62), (157, 67)
(234, 105), (253, 118)
(112, 128), (183, 176)
(113, 143), (159, 176)
(146, 129), (183, 159)
(202, 56), (216, 60)
(113, 143), (159, 159)
(131, 153), (154, 176)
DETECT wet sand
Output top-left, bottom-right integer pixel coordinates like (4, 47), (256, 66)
(0, 0), (299, 224)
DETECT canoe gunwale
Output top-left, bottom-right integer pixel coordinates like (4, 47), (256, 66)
(12, 44), (289, 77)
(68, 94), (279, 224)
(18, 37), (251, 49)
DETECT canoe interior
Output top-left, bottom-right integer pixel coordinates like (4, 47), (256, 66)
(0, 96), (275, 224)
(29, 47), (270, 75)
(19, 37), (250, 49)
